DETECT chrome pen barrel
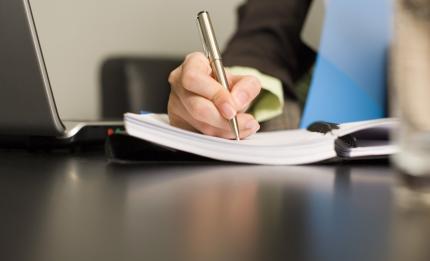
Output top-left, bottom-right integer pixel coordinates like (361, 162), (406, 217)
(212, 59), (240, 140)
(197, 10), (241, 141)
(211, 59), (230, 91)
(197, 11), (222, 61)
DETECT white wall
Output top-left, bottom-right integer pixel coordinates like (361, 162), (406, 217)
(30, 0), (244, 120)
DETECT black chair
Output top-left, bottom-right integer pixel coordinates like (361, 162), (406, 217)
(100, 56), (182, 119)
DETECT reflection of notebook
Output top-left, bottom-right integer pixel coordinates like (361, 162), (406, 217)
(124, 113), (398, 165)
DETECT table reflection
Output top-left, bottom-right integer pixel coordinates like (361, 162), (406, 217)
(1, 151), (430, 261)
(123, 165), (390, 261)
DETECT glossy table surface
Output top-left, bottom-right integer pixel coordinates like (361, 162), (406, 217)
(1, 149), (430, 261)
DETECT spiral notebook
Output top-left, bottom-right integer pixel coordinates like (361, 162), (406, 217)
(124, 113), (398, 165)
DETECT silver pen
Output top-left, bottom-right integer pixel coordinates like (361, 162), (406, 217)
(197, 11), (240, 141)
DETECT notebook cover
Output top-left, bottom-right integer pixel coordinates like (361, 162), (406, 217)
(300, 0), (392, 128)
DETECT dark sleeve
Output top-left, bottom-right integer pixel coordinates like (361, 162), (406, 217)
(223, 0), (316, 99)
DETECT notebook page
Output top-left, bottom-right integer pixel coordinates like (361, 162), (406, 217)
(124, 113), (337, 165)
(333, 118), (398, 137)
(332, 118), (398, 158)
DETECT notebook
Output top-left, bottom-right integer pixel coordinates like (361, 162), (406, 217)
(300, 0), (392, 128)
(124, 113), (398, 165)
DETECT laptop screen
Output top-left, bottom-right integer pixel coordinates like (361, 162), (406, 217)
(0, 0), (64, 136)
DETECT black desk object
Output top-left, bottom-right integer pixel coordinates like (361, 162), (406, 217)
(1, 150), (429, 261)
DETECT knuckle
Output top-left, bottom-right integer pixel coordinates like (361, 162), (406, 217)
(184, 53), (193, 62)
(181, 70), (200, 89)
(185, 52), (209, 70)
(185, 52), (197, 60)
(194, 51), (206, 59)
(168, 72), (175, 85)
(168, 68), (179, 86)
(185, 52), (204, 62)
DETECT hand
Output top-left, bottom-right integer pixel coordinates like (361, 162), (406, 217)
(168, 52), (261, 139)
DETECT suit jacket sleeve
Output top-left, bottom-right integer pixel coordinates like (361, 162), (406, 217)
(223, 0), (316, 100)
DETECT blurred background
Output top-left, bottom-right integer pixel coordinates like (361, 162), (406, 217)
(30, 0), (244, 120)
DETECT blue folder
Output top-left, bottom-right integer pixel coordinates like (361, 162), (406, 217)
(300, 0), (393, 128)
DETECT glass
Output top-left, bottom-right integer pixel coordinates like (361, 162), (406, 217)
(391, 0), (430, 176)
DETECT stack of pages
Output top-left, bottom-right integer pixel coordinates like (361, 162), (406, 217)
(124, 113), (398, 165)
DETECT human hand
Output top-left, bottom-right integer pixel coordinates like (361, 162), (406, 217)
(167, 52), (261, 139)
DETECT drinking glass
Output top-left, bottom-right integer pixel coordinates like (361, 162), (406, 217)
(391, 0), (430, 176)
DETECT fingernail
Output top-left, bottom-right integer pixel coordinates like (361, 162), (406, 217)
(245, 120), (260, 131)
(234, 91), (248, 108)
(221, 103), (236, 119)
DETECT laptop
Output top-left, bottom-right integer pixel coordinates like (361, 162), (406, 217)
(0, 0), (122, 148)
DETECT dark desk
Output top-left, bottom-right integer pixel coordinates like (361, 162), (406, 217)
(1, 150), (429, 261)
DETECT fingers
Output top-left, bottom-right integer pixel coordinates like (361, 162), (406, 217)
(180, 54), (237, 120)
(229, 75), (262, 112)
(170, 52), (237, 120)
(180, 91), (234, 130)
(167, 52), (262, 139)
(168, 92), (259, 139)
(170, 85), (228, 130)
(180, 71), (236, 120)
(169, 89), (260, 139)
(192, 113), (260, 140)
